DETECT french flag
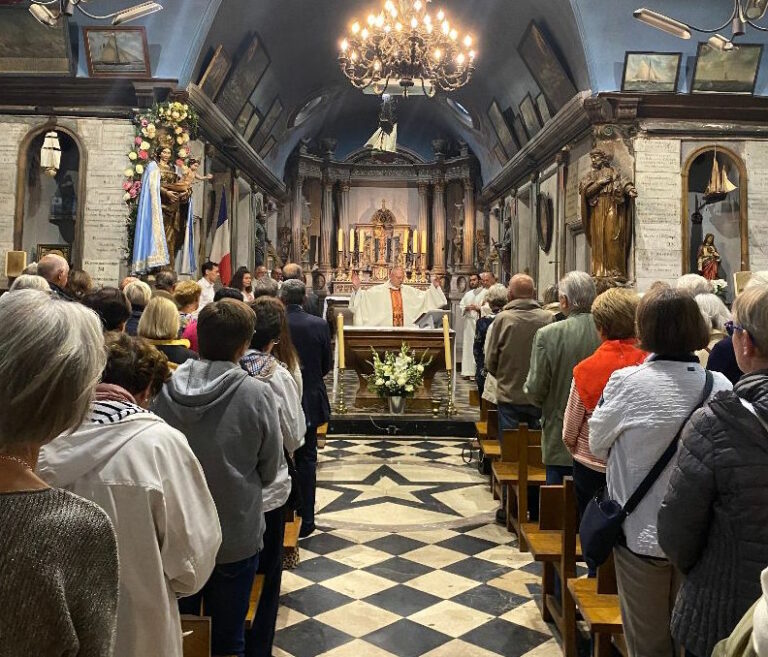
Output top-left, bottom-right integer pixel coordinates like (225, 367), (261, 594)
(210, 188), (231, 286)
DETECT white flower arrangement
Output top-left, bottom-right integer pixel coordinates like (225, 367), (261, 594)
(366, 342), (432, 398)
(712, 278), (728, 298)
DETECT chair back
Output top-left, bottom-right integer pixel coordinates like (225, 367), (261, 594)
(499, 428), (520, 462)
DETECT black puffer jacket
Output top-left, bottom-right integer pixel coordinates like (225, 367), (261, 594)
(658, 370), (768, 657)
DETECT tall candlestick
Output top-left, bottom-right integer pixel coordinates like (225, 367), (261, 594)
(413, 230), (419, 255)
(442, 314), (452, 371)
(349, 228), (355, 253)
(402, 229), (409, 254)
(337, 229), (344, 253)
(337, 313), (345, 369)
(421, 229), (427, 254)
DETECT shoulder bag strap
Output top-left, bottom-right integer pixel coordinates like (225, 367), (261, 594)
(623, 370), (714, 516)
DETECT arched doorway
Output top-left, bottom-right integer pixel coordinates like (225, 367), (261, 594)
(682, 145), (748, 299)
(14, 125), (86, 266)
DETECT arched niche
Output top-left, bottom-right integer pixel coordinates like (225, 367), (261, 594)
(682, 145), (748, 293)
(14, 124), (87, 266)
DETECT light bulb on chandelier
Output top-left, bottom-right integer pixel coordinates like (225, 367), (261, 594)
(339, 0), (477, 97)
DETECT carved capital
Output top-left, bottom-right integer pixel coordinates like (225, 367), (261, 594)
(463, 177), (473, 192)
(434, 180), (445, 193)
(556, 146), (571, 166)
(584, 97), (614, 124)
(418, 181), (428, 195)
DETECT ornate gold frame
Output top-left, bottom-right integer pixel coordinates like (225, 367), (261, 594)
(681, 144), (749, 274)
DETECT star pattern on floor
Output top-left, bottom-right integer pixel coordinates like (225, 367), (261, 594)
(275, 438), (564, 657)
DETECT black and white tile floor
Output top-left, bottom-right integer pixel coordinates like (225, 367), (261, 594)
(273, 438), (562, 657)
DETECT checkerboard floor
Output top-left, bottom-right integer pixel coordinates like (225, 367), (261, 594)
(275, 438), (562, 657)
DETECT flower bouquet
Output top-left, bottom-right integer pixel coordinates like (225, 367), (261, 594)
(712, 278), (728, 300)
(366, 343), (432, 414)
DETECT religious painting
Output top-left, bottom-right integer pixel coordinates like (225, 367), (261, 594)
(0, 9), (73, 76)
(518, 22), (577, 112)
(37, 243), (72, 264)
(243, 111), (262, 142)
(216, 35), (270, 122)
(487, 100), (518, 158)
(519, 94), (542, 139)
(84, 27), (151, 78)
(493, 144), (507, 167)
(251, 97), (284, 150)
(692, 43), (763, 94)
(512, 114), (529, 148)
(198, 45), (232, 100)
(235, 104), (255, 135)
(258, 136), (277, 160)
(537, 194), (554, 254)
(622, 52), (682, 93)
(536, 93), (552, 124)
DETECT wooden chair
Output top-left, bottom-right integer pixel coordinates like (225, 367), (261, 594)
(469, 388), (480, 408)
(284, 509), (303, 550)
(317, 422), (328, 450)
(181, 615), (211, 657)
(478, 408), (500, 460)
(491, 425), (546, 548)
(520, 478), (581, 657)
(568, 553), (624, 657)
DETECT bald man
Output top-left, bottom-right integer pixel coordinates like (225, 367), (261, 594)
(37, 254), (72, 300)
(350, 266), (447, 327)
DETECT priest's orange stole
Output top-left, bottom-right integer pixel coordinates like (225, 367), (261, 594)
(390, 288), (404, 326)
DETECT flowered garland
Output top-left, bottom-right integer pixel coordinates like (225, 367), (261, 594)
(122, 100), (199, 262)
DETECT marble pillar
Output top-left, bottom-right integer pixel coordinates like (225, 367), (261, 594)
(418, 182), (429, 238)
(291, 175), (304, 263)
(320, 179), (334, 270)
(462, 178), (475, 268)
(432, 180), (447, 273)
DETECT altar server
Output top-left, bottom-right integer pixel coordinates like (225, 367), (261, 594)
(459, 272), (486, 377)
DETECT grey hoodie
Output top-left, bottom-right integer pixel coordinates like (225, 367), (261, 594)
(152, 359), (281, 563)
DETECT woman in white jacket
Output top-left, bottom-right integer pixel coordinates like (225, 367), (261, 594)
(241, 296), (306, 657)
(38, 333), (222, 657)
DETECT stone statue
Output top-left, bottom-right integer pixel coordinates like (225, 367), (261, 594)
(493, 216), (512, 278)
(277, 225), (292, 265)
(254, 212), (267, 267)
(579, 148), (637, 278)
(156, 146), (193, 262)
(300, 226), (310, 265)
(476, 228), (488, 270)
(449, 203), (464, 267)
(697, 233), (721, 281)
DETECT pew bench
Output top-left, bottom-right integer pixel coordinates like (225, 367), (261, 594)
(181, 615), (211, 657)
(317, 422), (328, 450)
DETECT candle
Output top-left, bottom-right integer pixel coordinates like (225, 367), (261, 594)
(413, 230), (419, 255)
(337, 313), (345, 369)
(402, 229), (409, 254)
(337, 229), (344, 252)
(421, 229), (427, 254)
(442, 314), (451, 371)
(349, 228), (355, 253)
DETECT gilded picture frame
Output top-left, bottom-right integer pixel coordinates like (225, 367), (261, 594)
(198, 45), (232, 100)
(37, 243), (72, 264)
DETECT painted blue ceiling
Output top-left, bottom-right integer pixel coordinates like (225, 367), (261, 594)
(58, 0), (768, 183)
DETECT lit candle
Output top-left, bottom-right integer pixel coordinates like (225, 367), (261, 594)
(413, 230), (419, 255)
(442, 314), (451, 371)
(421, 229), (427, 254)
(337, 313), (345, 369)
(349, 228), (355, 253)
(338, 229), (344, 252)
(402, 229), (409, 254)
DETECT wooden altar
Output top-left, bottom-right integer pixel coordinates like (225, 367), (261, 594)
(341, 326), (455, 412)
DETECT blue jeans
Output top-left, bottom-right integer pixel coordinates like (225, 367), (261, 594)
(295, 424), (318, 534)
(179, 553), (259, 657)
(545, 464), (573, 485)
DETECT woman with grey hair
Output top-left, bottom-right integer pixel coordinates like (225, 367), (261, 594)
(0, 290), (119, 655)
(677, 273), (711, 298)
(695, 293), (732, 367)
(473, 283), (507, 397)
(9, 273), (50, 292)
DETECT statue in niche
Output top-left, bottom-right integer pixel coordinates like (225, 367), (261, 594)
(254, 212), (268, 267)
(449, 203), (464, 267)
(476, 228), (489, 270)
(579, 148), (637, 279)
(493, 215), (512, 278)
(277, 225), (292, 265)
(300, 226), (310, 265)
(697, 233), (721, 281)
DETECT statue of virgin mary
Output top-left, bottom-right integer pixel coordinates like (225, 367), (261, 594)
(131, 147), (171, 274)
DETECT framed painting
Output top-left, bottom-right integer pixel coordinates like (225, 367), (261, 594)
(0, 9), (73, 75)
(251, 97), (284, 150)
(622, 52), (682, 92)
(512, 114), (529, 148)
(518, 22), (577, 112)
(536, 93), (552, 124)
(37, 243), (72, 264)
(198, 45), (232, 100)
(216, 35), (270, 122)
(519, 93), (542, 138)
(493, 143), (507, 167)
(84, 27), (151, 78)
(235, 103), (255, 135)
(692, 42), (763, 94)
(243, 111), (262, 141)
(258, 136), (277, 160)
(537, 194), (554, 254)
(487, 100), (518, 159)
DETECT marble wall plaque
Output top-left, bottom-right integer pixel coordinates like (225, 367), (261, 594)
(745, 141), (768, 269)
(82, 259), (121, 287)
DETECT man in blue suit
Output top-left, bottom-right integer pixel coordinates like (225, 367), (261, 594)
(280, 277), (331, 537)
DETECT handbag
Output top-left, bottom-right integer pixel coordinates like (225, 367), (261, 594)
(580, 370), (714, 567)
(284, 448), (304, 513)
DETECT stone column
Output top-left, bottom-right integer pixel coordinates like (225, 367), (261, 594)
(417, 182), (429, 237)
(339, 182), (350, 268)
(320, 178), (334, 269)
(462, 178), (475, 268)
(291, 175), (304, 263)
(432, 179), (446, 273)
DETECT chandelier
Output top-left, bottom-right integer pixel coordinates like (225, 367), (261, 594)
(28, 1), (162, 27)
(338, 0), (476, 97)
(634, 1), (768, 51)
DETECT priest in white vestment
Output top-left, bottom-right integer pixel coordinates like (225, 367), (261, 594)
(350, 266), (447, 327)
(459, 273), (486, 377)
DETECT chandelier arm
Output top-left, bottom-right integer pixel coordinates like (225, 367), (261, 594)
(746, 19), (768, 29)
(76, 4), (123, 19)
(29, 0), (62, 5)
(681, 0), (739, 33)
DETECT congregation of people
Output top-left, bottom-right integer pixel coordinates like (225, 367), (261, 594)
(0, 254), (330, 657)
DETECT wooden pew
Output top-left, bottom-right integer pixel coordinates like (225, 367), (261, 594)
(491, 425), (546, 548)
(478, 407), (500, 461)
(317, 422), (328, 450)
(469, 388), (480, 408)
(568, 553), (624, 657)
(284, 510), (303, 550)
(520, 478), (581, 657)
(181, 615), (211, 657)
(244, 574), (266, 630)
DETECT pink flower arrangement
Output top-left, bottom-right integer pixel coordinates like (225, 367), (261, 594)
(141, 119), (149, 127)
(135, 136), (143, 145)
(122, 181), (132, 191)
(139, 150), (149, 160)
